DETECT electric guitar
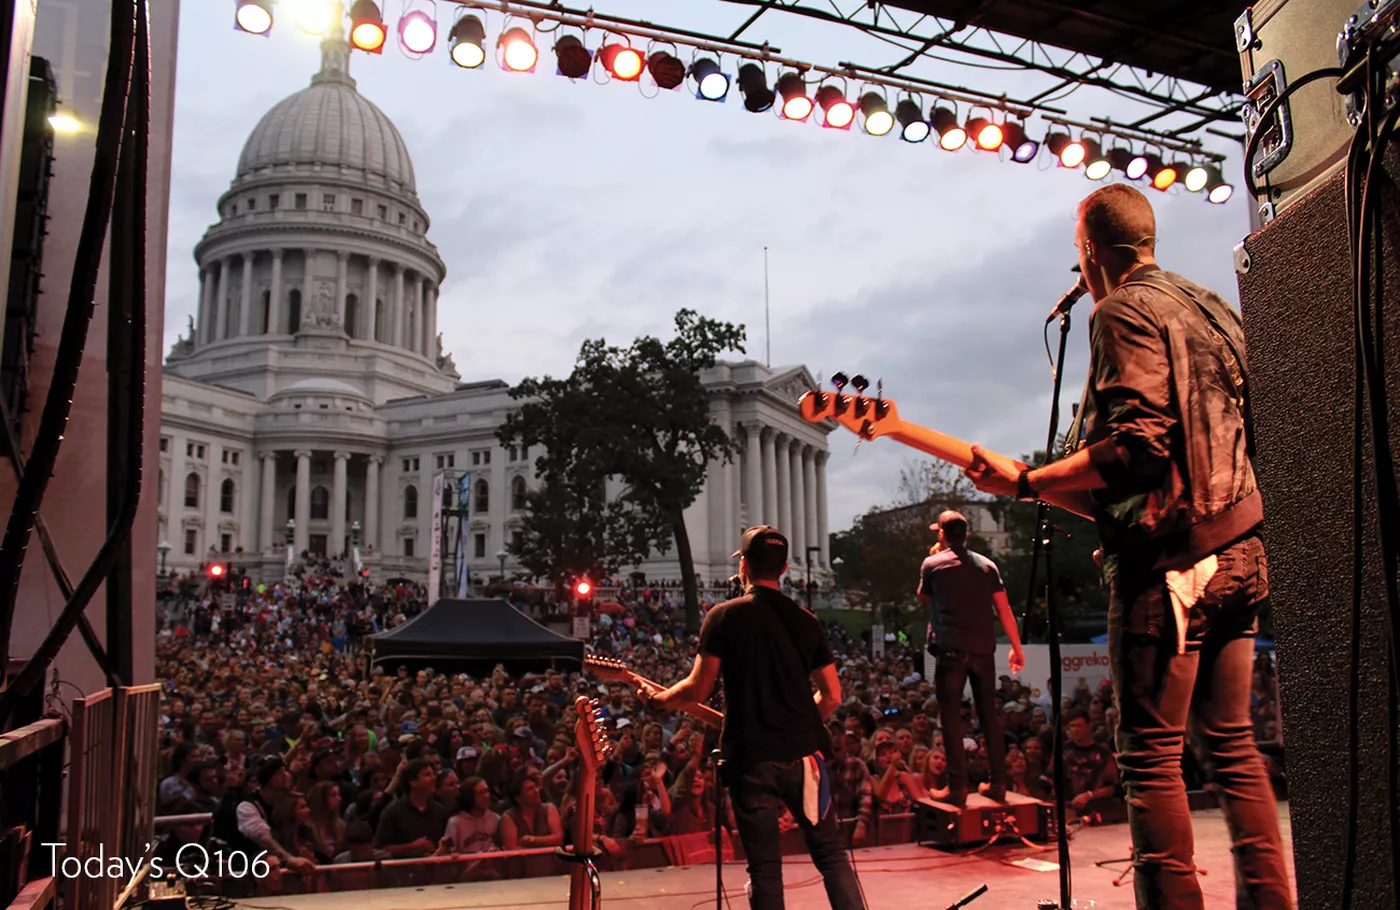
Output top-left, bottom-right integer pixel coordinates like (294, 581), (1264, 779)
(797, 373), (1026, 478)
(566, 696), (611, 910)
(583, 655), (723, 730)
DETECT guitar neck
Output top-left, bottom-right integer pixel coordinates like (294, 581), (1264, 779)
(567, 775), (597, 910)
(884, 424), (977, 470)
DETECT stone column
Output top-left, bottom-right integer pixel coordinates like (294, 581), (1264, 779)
(238, 254), (254, 336)
(745, 425), (762, 528)
(427, 284), (438, 352)
(816, 452), (829, 568)
(269, 249), (283, 334)
(775, 434), (790, 543)
(803, 446), (818, 566)
(789, 440), (804, 564)
(365, 456), (382, 552)
(761, 428), (777, 527)
(365, 257), (379, 341)
(336, 251), (349, 328)
(332, 451), (349, 558)
(197, 267), (212, 345)
(293, 450), (311, 555)
(259, 452), (276, 553)
(414, 277), (426, 354)
(392, 266), (405, 348)
(213, 257), (229, 342)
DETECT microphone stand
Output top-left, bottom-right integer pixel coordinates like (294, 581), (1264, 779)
(713, 749), (726, 909)
(1024, 308), (1075, 909)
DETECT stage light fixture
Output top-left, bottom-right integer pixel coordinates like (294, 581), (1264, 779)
(1145, 157), (1177, 190)
(966, 116), (1003, 151)
(235, 0), (274, 35)
(858, 94), (893, 136)
(777, 73), (812, 121)
(600, 43), (644, 81)
(815, 86), (854, 129)
(500, 27), (538, 71)
(449, 15), (486, 67)
(1204, 166), (1233, 204)
(1047, 131), (1086, 168)
(1183, 162), (1210, 193)
(648, 52), (687, 90)
(691, 58), (730, 101)
(348, 0), (386, 52)
(47, 113), (81, 133)
(895, 99), (929, 142)
(931, 107), (966, 151)
(1001, 121), (1038, 162)
(1125, 152), (1150, 180)
(737, 64), (774, 112)
(1082, 140), (1112, 180)
(208, 563), (226, 579)
(399, 8), (436, 54)
(291, 0), (335, 35)
(575, 579), (593, 598)
(1108, 148), (1138, 177)
(553, 35), (591, 78)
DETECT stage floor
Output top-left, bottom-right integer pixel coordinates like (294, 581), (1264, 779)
(242, 805), (1294, 909)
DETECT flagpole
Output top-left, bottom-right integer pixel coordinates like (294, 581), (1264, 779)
(764, 246), (771, 368)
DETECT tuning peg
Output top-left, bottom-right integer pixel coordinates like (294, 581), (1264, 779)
(851, 374), (869, 394)
(831, 372), (848, 391)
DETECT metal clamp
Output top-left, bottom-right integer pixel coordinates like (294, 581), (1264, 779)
(1233, 238), (1252, 275)
(1241, 60), (1292, 178)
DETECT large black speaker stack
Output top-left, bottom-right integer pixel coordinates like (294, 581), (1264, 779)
(1236, 2), (1400, 906)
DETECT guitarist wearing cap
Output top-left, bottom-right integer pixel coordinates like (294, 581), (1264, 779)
(636, 525), (863, 910)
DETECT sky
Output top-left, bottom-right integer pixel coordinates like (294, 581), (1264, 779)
(165, 0), (1253, 533)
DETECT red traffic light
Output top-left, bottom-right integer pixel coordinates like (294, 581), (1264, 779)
(575, 580), (592, 597)
(208, 564), (226, 578)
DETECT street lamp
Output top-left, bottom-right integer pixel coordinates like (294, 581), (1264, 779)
(157, 540), (170, 577)
(805, 545), (821, 613)
(496, 548), (508, 580)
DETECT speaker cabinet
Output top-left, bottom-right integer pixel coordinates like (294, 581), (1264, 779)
(1236, 161), (1400, 909)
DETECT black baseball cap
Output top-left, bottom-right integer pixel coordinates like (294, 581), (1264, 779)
(733, 526), (788, 577)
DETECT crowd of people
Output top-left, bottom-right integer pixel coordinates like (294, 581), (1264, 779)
(150, 561), (1285, 892)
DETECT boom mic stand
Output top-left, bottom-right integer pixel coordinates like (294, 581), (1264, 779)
(1025, 307), (1076, 909)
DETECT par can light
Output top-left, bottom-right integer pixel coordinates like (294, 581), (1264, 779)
(931, 107), (966, 151)
(967, 117), (1003, 151)
(235, 0), (274, 35)
(499, 27), (538, 71)
(349, 0), (386, 52)
(1145, 157), (1177, 190)
(648, 52), (687, 90)
(449, 15), (486, 67)
(553, 34), (591, 78)
(398, 8), (436, 54)
(1082, 140), (1112, 181)
(895, 99), (929, 143)
(691, 58), (730, 101)
(737, 64), (774, 112)
(815, 86), (854, 129)
(1047, 131), (1085, 168)
(1001, 121), (1039, 162)
(600, 43), (644, 81)
(1183, 162), (1210, 193)
(858, 93), (893, 136)
(1204, 165), (1234, 203)
(291, 0), (335, 35)
(777, 73), (812, 121)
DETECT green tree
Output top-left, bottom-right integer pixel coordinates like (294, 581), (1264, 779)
(499, 310), (746, 631)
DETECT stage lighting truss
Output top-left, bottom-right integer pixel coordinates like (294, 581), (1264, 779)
(230, 0), (1235, 205)
(235, 0), (274, 35)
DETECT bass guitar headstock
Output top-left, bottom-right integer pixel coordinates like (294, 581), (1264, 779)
(798, 372), (904, 441)
(573, 696), (611, 774)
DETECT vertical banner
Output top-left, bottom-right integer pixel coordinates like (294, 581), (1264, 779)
(428, 471), (445, 604)
(572, 615), (592, 640)
(871, 624), (885, 659)
(455, 473), (471, 598)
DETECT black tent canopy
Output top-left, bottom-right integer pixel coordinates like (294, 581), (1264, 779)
(368, 599), (583, 673)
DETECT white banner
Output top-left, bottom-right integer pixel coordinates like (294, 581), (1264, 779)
(455, 473), (471, 598)
(427, 471), (445, 604)
(572, 616), (591, 640)
(922, 642), (1113, 699)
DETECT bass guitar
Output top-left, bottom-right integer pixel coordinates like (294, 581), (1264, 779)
(565, 696), (611, 910)
(583, 655), (723, 730)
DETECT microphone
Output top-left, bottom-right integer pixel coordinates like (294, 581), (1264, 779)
(1045, 278), (1088, 324)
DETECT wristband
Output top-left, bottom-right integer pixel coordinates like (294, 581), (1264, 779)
(1016, 469), (1039, 503)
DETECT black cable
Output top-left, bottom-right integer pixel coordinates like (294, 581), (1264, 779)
(0, 0), (138, 666)
(1242, 67), (1345, 200)
(0, 0), (150, 724)
(843, 815), (869, 910)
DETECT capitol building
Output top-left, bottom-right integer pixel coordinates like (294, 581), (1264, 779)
(158, 33), (833, 588)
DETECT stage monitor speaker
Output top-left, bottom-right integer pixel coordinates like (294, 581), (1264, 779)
(1236, 159), (1400, 909)
(1237, 0), (1355, 217)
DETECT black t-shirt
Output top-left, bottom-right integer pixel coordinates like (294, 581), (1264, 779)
(699, 587), (833, 769)
(919, 547), (1005, 655)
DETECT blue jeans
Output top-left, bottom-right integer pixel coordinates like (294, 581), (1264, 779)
(727, 759), (865, 910)
(1106, 533), (1292, 909)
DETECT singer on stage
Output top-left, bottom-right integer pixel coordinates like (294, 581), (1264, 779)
(636, 526), (864, 910)
(966, 185), (1293, 910)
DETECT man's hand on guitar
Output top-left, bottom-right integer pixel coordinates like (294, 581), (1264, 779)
(964, 444), (1026, 497)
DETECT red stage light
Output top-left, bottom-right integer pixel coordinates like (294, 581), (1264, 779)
(575, 580), (592, 597)
(348, 0), (386, 52)
(600, 44), (643, 81)
(500, 27), (538, 72)
(208, 564), (226, 578)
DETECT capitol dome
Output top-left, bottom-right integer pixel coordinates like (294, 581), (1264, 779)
(233, 38), (417, 199)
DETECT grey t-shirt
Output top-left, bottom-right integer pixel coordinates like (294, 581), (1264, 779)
(919, 547), (1004, 655)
